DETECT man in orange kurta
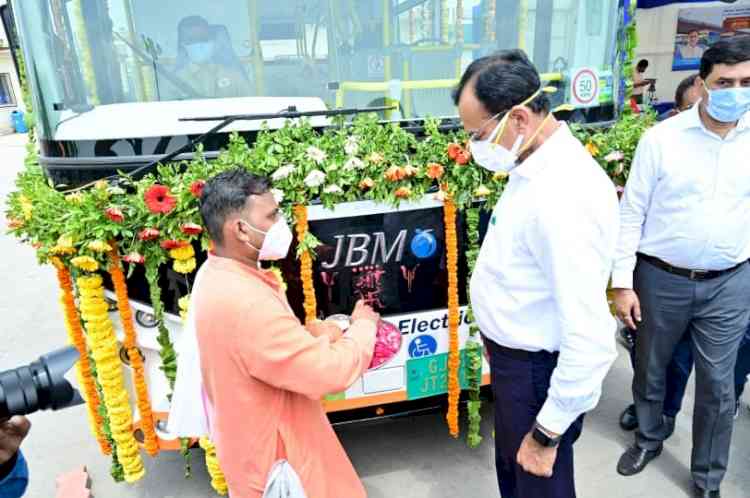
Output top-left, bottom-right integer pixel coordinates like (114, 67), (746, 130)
(195, 168), (379, 498)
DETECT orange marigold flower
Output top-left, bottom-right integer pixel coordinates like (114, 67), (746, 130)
(585, 142), (600, 157)
(447, 143), (463, 160)
(384, 166), (406, 182)
(144, 184), (176, 214)
(403, 165), (419, 178)
(455, 149), (471, 165)
(426, 163), (445, 180)
(359, 178), (375, 190)
(394, 186), (412, 199)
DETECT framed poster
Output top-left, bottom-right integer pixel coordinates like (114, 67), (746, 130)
(673, 6), (750, 71)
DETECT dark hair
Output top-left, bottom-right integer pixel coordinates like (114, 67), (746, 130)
(179, 15), (210, 32)
(688, 29), (699, 36)
(637, 59), (649, 71)
(200, 168), (271, 245)
(700, 37), (750, 80)
(674, 74), (698, 109)
(452, 49), (550, 116)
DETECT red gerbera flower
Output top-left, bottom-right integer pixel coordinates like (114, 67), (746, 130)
(180, 223), (203, 235)
(123, 252), (145, 264)
(189, 180), (206, 199)
(105, 207), (125, 223)
(144, 184), (176, 214)
(138, 228), (160, 241)
(160, 239), (189, 250)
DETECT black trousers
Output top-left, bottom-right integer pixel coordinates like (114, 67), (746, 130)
(485, 338), (584, 498)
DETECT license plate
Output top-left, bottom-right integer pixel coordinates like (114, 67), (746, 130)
(406, 348), (482, 400)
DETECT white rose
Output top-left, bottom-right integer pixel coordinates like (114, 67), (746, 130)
(271, 188), (285, 203)
(271, 164), (296, 181)
(306, 146), (327, 165)
(343, 157), (365, 171)
(345, 136), (359, 156)
(323, 184), (343, 194)
(304, 170), (326, 188)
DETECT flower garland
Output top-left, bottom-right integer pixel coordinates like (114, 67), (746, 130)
(52, 258), (111, 454)
(109, 245), (159, 457)
(199, 437), (229, 496)
(170, 244), (197, 274)
(443, 197), (461, 438)
(294, 205), (317, 324)
(464, 208), (483, 448)
(77, 273), (145, 483)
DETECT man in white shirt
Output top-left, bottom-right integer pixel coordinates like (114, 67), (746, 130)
(613, 38), (750, 498)
(453, 49), (619, 498)
(680, 30), (706, 61)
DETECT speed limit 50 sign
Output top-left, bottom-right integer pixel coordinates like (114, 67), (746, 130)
(570, 67), (600, 108)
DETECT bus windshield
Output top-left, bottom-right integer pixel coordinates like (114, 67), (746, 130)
(13, 0), (620, 141)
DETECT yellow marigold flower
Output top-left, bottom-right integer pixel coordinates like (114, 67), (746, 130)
(66, 192), (84, 204)
(492, 171), (509, 181)
(19, 195), (33, 220)
(474, 185), (491, 197)
(50, 257), (65, 270)
(169, 245), (195, 261)
(269, 267), (288, 292)
(87, 240), (112, 253)
(585, 141), (599, 157)
(77, 274), (104, 289)
(173, 257), (197, 274)
(71, 256), (100, 272)
(178, 295), (190, 322)
(94, 180), (108, 190)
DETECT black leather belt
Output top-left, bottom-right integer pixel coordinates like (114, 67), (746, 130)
(483, 337), (558, 362)
(637, 253), (748, 281)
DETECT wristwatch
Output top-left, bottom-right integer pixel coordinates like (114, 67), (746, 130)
(532, 422), (561, 448)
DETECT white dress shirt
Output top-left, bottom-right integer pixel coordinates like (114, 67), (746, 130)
(470, 123), (620, 434)
(612, 105), (750, 289)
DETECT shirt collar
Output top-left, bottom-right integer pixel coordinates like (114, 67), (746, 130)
(513, 122), (570, 180)
(207, 253), (281, 290)
(677, 100), (749, 134)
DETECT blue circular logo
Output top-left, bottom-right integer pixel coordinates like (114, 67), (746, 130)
(408, 335), (438, 358)
(410, 229), (437, 259)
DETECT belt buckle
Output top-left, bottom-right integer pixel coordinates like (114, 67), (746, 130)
(689, 269), (708, 280)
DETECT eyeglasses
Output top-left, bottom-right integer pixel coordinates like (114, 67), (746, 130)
(468, 112), (503, 142)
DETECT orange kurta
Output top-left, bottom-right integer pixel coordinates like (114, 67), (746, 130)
(195, 254), (376, 498)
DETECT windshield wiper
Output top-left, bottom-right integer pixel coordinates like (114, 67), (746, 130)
(105, 104), (395, 185)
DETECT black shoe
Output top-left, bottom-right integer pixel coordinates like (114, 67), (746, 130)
(693, 483), (720, 498)
(616, 444), (663, 476)
(619, 404), (638, 431)
(664, 415), (676, 439)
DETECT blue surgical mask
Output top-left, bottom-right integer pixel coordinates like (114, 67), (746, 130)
(704, 84), (750, 123)
(185, 41), (215, 64)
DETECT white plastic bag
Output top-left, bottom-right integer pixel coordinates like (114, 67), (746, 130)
(262, 460), (308, 498)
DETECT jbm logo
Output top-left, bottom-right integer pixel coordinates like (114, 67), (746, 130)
(321, 228), (437, 269)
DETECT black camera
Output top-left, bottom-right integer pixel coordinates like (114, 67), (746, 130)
(0, 346), (84, 420)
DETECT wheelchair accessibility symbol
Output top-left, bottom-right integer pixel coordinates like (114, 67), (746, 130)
(408, 335), (437, 358)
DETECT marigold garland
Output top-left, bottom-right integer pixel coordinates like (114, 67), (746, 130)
(77, 273), (145, 483)
(443, 197), (461, 438)
(109, 245), (159, 457)
(294, 205), (317, 323)
(199, 437), (228, 495)
(52, 260), (111, 454)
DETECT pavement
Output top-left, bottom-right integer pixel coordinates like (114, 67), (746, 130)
(2, 132), (749, 498)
